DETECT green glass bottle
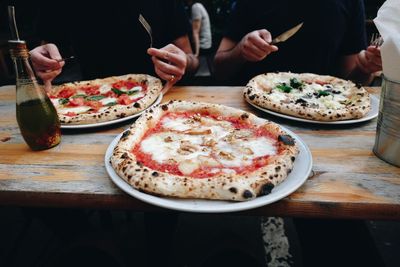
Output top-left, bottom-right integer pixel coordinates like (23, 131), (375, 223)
(9, 40), (61, 150)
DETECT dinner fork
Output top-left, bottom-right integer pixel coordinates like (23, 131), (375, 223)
(139, 14), (153, 48)
(370, 32), (383, 48)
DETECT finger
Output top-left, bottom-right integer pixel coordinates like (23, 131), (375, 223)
(242, 49), (266, 62)
(152, 56), (185, 77)
(258, 29), (273, 43)
(148, 48), (186, 68)
(39, 69), (62, 81)
(154, 67), (177, 82)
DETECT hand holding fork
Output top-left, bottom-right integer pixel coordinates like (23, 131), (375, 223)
(356, 33), (383, 74)
(139, 14), (187, 94)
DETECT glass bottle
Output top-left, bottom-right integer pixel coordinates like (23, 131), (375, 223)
(9, 40), (61, 150)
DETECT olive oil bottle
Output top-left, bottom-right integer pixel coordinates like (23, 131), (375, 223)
(9, 40), (61, 150)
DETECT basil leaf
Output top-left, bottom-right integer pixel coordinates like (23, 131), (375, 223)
(276, 84), (293, 93)
(58, 98), (69, 105)
(290, 78), (304, 89)
(104, 101), (117, 106)
(318, 90), (331, 97)
(111, 88), (124, 95)
(86, 95), (106, 101)
(71, 94), (86, 98)
(127, 89), (140, 95)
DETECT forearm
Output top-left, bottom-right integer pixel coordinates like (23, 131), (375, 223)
(214, 45), (246, 81)
(193, 32), (200, 56)
(185, 53), (199, 74)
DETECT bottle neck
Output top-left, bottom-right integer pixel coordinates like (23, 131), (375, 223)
(12, 56), (38, 86)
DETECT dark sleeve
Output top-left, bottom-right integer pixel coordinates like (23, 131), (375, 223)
(223, 0), (251, 42)
(165, 0), (191, 42)
(339, 0), (367, 55)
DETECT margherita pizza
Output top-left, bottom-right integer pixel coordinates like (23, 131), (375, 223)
(48, 74), (162, 124)
(244, 72), (370, 121)
(110, 101), (299, 201)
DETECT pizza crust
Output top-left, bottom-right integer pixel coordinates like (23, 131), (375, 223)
(244, 72), (371, 121)
(50, 74), (162, 124)
(110, 101), (299, 201)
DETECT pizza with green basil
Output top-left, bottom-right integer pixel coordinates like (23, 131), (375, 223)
(110, 101), (299, 201)
(48, 74), (162, 124)
(244, 72), (370, 121)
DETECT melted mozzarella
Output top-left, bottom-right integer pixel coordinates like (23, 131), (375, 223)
(99, 84), (112, 94)
(161, 117), (196, 131)
(140, 115), (278, 174)
(59, 106), (91, 114)
(100, 97), (117, 105)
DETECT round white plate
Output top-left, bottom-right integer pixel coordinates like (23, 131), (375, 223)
(61, 93), (163, 129)
(104, 127), (312, 213)
(246, 95), (379, 124)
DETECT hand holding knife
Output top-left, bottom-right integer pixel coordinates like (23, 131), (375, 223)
(237, 22), (303, 62)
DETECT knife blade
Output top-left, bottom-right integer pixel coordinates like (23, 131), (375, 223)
(271, 22), (303, 45)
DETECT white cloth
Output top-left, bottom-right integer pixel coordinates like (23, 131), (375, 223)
(191, 3), (212, 50)
(374, 0), (400, 82)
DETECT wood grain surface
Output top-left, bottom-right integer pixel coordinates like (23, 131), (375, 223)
(0, 85), (399, 219)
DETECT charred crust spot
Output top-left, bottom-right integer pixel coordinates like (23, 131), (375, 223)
(120, 152), (128, 159)
(135, 169), (141, 172)
(137, 161), (143, 167)
(144, 184), (148, 188)
(260, 183), (275, 196)
(291, 156), (296, 162)
(149, 109), (154, 113)
(240, 113), (249, 120)
(275, 166), (281, 172)
(127, 175), (132, 180)
(356, 83), (362, 89)
(134, 102), (140, 108)
(152, 171), (159, 177)
(134, 181), (139, 186)
(229, 187), (238, 194)
(122, 166), (127, 172)
(120, 113), (126, 118)
(249, 94), (256, 100)
(242, 190), (253, 199)
(161, 104), (169, 111)
(278, 135), (295, 146)
(122, 130), (131, 138)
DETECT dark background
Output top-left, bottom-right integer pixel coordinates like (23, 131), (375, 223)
(0, 0), (387, 85)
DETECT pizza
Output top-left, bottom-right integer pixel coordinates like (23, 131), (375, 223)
(110, 101), (299, 201)
(244, 72), (371, 121)
(48, 74), (162, 124)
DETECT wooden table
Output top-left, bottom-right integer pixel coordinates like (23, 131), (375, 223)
(1, 85), (399, 220)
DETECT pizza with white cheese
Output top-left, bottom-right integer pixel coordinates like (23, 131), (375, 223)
(48, 74), (162, 124)
(244, 72), (370, 121)
(110, 101), (299, 201)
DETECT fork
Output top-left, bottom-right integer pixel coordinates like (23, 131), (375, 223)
(139, 14), (153, 48)
(370, 32), (383, 48)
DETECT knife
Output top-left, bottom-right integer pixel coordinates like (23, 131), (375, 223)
(271, 22), (303, 45)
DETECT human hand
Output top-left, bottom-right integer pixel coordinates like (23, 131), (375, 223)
(357, 46), (382, 74)
(30, 44), (64, 90)
(237, 29), (278, 62)
(147, 44), (187, 85)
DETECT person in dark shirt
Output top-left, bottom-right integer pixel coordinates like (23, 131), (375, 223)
(214, 0), (382, 85)
(30, 0), (198, 89)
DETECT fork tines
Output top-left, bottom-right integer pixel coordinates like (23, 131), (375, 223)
(139, 14), (153, 48)
(370, 32), (383, 48)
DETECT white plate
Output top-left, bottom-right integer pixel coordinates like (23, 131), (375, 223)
(246, 95), (379, 124)
(61, 93), (163, 129)
(104, 127), (312, 213)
